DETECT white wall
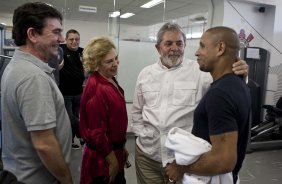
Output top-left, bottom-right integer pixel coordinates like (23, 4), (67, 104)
(63, 20), (108, 47)
(63, 20), (146, 47)
(215, 0), (282, 105)
(0, 15), (147, 47)
(222, 1), (273, 105)
(270, 1), (282, 67)
(210, 0), (225, 27)
(223, 1), (269, 47)
(267, 1), (282, 104)
(0, 17), (12, 26)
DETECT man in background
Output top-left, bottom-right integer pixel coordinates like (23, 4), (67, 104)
(1, 2), (73, 184)
(59, 29), (85, 149)
(165, 26), (251, 184)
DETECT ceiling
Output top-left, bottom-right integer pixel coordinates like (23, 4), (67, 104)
(0, 0), (210, 26)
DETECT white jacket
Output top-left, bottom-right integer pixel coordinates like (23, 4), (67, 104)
(131, 59), (212, 165)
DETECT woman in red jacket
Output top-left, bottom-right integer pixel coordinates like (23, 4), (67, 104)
(80, 37), (128, 184)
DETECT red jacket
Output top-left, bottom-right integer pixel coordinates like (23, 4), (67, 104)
(79, 72), (128, 183)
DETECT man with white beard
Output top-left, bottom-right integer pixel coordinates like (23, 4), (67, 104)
(131, 22), (249, 184)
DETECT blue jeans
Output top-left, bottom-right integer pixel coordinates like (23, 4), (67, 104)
(64, 95), (81, 140)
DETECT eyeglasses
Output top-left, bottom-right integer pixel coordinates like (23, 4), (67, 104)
(67, 38), (80, 42)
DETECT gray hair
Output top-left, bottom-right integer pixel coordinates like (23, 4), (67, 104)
(156, 22), (186, 45)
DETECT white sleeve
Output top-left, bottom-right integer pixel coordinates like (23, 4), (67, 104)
(131, 72), (145, 137)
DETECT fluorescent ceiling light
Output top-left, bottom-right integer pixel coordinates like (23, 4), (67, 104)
(186, 33), (192, 39)
(141, 0), (164, 8)
(120, 13), (135, 18)
(79, 5), (97, 13)
(45, 3), (53, 7)
(186, 32), (202, 39)
(109, 11), (120, 17)
(192, 32), (202, 38)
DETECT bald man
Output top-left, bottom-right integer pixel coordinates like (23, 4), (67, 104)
(165, 26), (251, 184)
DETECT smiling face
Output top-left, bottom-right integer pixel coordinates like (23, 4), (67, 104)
(98, 48), (119, 79)
(195, 32), (218, 73)
(34, 18), (64, 61)
(66, 32), (80, 51)
(156, 31), (185, 68)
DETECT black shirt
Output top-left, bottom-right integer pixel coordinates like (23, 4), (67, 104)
(192, 73), (251, 184)
(59, 44), (84, 96)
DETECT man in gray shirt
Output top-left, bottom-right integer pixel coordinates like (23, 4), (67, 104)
(1, 2), (73, 184)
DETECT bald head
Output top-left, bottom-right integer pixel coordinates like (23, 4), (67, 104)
(206, 26), (240, 58)
(195, 26), (241, 78)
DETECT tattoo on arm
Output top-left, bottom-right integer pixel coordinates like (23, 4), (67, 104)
(219, 133), (227, 142)
(188, 154), (208, 172)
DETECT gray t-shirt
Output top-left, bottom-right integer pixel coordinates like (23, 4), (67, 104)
(1, 49), (72, 184)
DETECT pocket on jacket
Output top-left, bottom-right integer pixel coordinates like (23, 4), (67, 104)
(141, 84), (160, 107)
(173, 82), (196, 106)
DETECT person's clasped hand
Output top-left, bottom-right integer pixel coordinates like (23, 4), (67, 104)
(124, 148), (131, 168)
(106, 151), (119, 183)
(165, 161), (184, 183)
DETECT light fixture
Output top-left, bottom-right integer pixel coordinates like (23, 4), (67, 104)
(44, 3), (53, 7)
(186, 32), (202, 39)
(190, 16), (207, 24)
(120, 13), (135, 18)
(79, 5), (97, 13)
(109, 11), (120, 17)
(141, 0), (164, 8)
(192, 32), (202, 38)
(186, 33), (192, 39)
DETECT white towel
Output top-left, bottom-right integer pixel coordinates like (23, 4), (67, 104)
(165, 127), (233, 184)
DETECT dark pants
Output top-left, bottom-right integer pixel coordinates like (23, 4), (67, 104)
(0, 170), (25, 184)
(64, 95), (81, 140)
(90, 171), (126, 184)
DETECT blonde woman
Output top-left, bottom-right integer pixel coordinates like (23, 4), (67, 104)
(80, 37), (128, 184)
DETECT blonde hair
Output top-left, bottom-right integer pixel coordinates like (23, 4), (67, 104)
(83, 37), (116, 74)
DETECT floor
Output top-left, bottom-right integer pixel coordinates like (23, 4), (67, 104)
(70, 134), (282, 184)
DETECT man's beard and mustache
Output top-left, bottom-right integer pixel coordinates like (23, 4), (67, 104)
(160, 53), (184, 68)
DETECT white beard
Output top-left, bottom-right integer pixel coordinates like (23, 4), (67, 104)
(161, 54), (183, 68)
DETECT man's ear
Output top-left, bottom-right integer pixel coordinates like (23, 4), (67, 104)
(155, 44), (161, 54)
(217, 42), (226, 56)
(26, 28), (38, 44)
